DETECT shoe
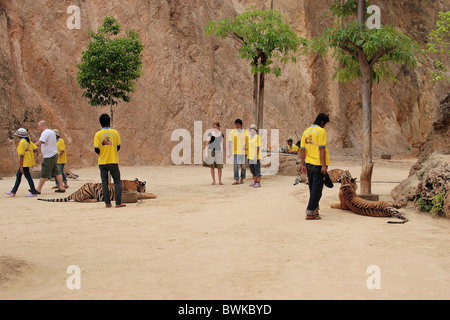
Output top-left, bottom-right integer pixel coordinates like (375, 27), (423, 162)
(249, 183), (256, 187)
(115, 204), (126, 208)
(253, 183), (261, 188)
(26, 193), (37, 197)
(5, 191), (15, 197)
(55, 189), (66, 193)
(306, 214), (321, 220)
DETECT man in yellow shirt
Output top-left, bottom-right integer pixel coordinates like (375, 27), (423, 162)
(286, 138), (299, 154)
(300, 113), (330, 220)
(94, 114), (125, 208)
(53, 129), (69, 189)
(227, 119), (249, 185)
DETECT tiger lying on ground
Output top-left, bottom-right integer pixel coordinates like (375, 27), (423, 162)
(294, 169), (358, 191)
(38, 179), (157, 203)
(330, 172), (407, 224)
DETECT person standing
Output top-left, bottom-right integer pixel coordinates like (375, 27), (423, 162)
(5, 128), (39, 197)
(94, 114), (126, 208)
(204, 122), (224, 185)
(35, 120), (66, 194)
(248, 124), (262, 188)
(52, 129), (69, 190)
(227, 119), (249, 185)
(300, 113), (330, 220)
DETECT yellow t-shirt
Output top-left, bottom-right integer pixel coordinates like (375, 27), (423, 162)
(56, 138), (67, 164)
(287, 144), (299, 153)
(300, 125), (330, 166)
(94, 128), (121, 165)
(248, 134), (261, 161)
(228, 129), (249, 155)
(17, 139), (37, 168)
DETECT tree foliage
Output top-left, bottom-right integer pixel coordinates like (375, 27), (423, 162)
(206, 7), (304, 77)
(77, 17), (144, 116)
(427, 11), (450, 81)
(310, 3), (420, 84)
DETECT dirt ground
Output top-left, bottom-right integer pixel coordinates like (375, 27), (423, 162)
(0, 158), (449, 300)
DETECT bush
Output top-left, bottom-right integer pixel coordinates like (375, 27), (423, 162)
(417, 192), (447, 217)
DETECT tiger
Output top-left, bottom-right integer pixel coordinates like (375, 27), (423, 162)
(37, 179), (157, 203)
(330, 171), (408, 224)
(294, 168), (357, 191)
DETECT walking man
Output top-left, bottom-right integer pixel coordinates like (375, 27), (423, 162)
(35, 120), (66, 194)
(94, 114), (126, 208)
(300, 113), (330, 220)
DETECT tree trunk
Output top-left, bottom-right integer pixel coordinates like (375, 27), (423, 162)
(357, 0), (366, 28)
(359, 56), (373, 195)
(257, 54), (268, 131)
(253, 59), (259, 126)
(109, 85), (113, 128)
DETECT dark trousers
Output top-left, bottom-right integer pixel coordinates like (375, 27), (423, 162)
(99, 164), (122, 205)
(12, 167), (37, 194)
(306, 163), (324, 215)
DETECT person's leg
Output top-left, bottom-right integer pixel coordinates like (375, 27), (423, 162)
(59, 163), (68, 187)
(305, 164), (324, 219)
(218, 168), (223, 185)
(249, 164), (256, 186)
(240, 155), (247, 182)
(99, 165), (111, 207)
(110, 164), (124, 207)
(210, 168), (216, 185)
(10, 168), (23, 194)
(52, 156), (65, 191)
(23, 167), (38, 195)
(233, 155), (239, 184)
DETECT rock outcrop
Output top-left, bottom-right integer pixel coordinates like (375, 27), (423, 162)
(0, 0), (448, 175)
(391, 93), (450, 215)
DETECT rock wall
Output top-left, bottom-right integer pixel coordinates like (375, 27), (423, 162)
(0, 0), (448, 175)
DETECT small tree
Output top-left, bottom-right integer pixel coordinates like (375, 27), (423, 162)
(77, 16), (144, 127)
(206, 7), (304, 130)
(427, 11), (449, 82)
(310, 0), (421, 195)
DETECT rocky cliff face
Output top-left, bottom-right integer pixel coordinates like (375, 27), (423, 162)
(0, 0), (448, 174)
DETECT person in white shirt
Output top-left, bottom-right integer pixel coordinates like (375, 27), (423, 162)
(34, 120), (66, 194)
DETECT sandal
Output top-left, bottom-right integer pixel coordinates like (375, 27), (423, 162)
(232, 181), (240, 185)
(29, 189), (41, 194)
(115, 204), (126, 208)
(55, 189), (66, 193)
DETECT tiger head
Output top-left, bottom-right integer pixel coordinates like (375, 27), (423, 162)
(122, 179), (147, 193)
(337, 171), (357, 191)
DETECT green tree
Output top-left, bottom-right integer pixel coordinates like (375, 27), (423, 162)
(310, 0), (421, 195)
(77, 16), (144, 127)
(427, 11), (449, 82)
(206, 7), (304, 130)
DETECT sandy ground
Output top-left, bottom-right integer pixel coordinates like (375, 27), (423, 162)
(0, 157), (449, 300)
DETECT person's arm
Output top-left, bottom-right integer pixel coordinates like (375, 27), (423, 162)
(320, 147), (327, 175)
(19, 155), (24, 174)
(35, 140), (43, 148)
(300, 148), (307, 174)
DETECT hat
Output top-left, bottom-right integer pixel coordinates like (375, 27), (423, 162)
(249, 124), (257, 131)
(53, 129), (60, 136)
(14, 128), (28, 138)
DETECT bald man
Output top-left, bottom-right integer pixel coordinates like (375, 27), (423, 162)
(34, 120), (66, 193)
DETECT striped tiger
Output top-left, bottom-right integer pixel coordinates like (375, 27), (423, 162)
(330, 172), (408, 224)
(38, 179), (156, 203)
